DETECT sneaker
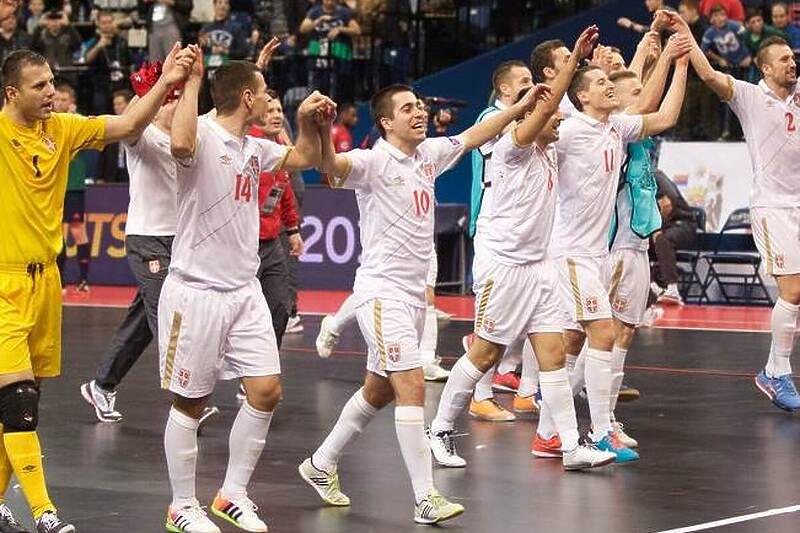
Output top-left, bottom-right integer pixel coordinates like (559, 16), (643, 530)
(198, 406), (219, 431)
(80, 380), (122, 423)
(468, 398), (516, 422)
(755, 370), (800, 411)
(491, 372), (520, 393)
(285, 315), (304, 334)
(512, 393), (539, 413)
(531, 433), (562, 458)
(0, 504), (29, 533)
(236, 383), (247, 404)
(426, 427), (466, 468)
(612, 420), (638, 448)
(657, 284), (683, 305)
(413, 490), (464, 525)
(315, 315), (339, 358)
(641, 305), (664, 327)
(298, 458), (350, 506)
(423, 360), (450, 382)
(166, 502), (221, 533)
(562, 443), (616, 471)
(211, 493), (268, 532)
(650, 282), (665, 299)
(435, 308), (452, 324)
(34, 512), (74, 533)
(75, 280), (90, 294)
(593, 432), (640, 463)
(617, 383), (641, 403)
(461, 333), (475, 353)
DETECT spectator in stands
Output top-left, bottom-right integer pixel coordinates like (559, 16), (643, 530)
(92, 0), (138, 26)
(0, 12), (32, 66)
(32, 10), (83, 86)
(770, 1), (800, 53)
(199, 0), (250, 69)
(699, 0), (745, 21)
(26, 0), (45, 34)
(742, 7), (785, 79)
(98, 89), (134, 183)
(363, 0), (412, 85)
(141, 0), (193, 62)
(676, 0), (718, 139)
(300, 0), (361, 100)
(331, 101), (357, 152)
(650, 170), (698, 305)
(82, 10), (131, 113)
(702, 4), (750, 139)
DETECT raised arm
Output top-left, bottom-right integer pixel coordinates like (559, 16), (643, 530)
(283, 91), (336, 171)
(105, 44), (193, 145)
(318, 116), (352, 181)
(515, 25), (598, 146)
(631, 33), (692, 114)
(170, 45), (204, 159)
(628, 31), (660, 80)
(641, 55), (689, 137)
(662, 10), (732, 99)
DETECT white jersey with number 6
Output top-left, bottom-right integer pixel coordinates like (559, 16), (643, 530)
(170, 117), (291, 291)
(334, 136), (466, 307)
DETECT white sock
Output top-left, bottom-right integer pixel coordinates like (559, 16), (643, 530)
(539, 368), (580, 451)
(165, 407), (200, 508)
(566, 345), (587, 396)
(473, 364), (495, 402)
(535, 401), (557, 439)
(431, 356), (485, 434)
(395, 406), (434, 503)
(221, 401), (273, 499)
(609, 346), (628, 415)
(330, 293), (359, 333)
(420, 305), (438, 366)
(497, 345), (521, 374)
(312, 388), (378, 472)
(518, 340), (539, 397)
(766, 298), (798, 377)
(585, 348), (613, 440)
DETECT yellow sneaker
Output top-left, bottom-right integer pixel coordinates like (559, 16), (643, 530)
(512, 394), (539, 413)
(468, 398), (516, 422)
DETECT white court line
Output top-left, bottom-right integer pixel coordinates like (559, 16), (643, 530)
(655, 504), (800, 533)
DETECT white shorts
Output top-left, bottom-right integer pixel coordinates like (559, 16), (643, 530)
(604, 248), (650, 326)
(355, 298), (424, 377)
(555, 255), (613, 330)
(426, 250), (438, 288)
(158, 275), (281, 398)
(472, 256), (562, 346)
(751, 207), (800, 276)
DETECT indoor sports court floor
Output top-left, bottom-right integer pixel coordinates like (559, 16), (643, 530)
(15, 289), (800, 533)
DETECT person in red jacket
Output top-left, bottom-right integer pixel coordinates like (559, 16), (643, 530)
(249, 90), (304, 347)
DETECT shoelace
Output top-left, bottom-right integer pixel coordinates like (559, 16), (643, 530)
(776, 375), (800, 396)
(324, 330), (339, 348)
(38, 512), (60, 527)
(229, 496), (258, 514)
(0, 506), (19, 524)
(178, 505), (209, 522)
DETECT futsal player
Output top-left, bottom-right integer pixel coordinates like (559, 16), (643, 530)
(0, 44), (193, 533)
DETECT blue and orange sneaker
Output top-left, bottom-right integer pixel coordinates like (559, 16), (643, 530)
(594, 432), (639, 463)
(755, 370), (800, 411)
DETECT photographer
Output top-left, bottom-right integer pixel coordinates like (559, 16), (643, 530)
(31, 10), (82, 86)
(82, 10), (131, 113)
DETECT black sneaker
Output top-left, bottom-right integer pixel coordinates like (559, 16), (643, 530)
(0, 504), (29, 533)
(35, 512), (74, 533)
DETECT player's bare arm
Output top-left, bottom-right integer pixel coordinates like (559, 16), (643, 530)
(516, 25), (598, 146)
(317, 106), (351, 182)
(283, 92), (335, 171)
(170, 45), (204, 159)
(640, 54), (688, 137)
(631, 33), (692, 115)
(105, 43), (194, 145)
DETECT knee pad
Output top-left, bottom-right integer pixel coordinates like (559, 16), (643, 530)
(0, 381), (40, 433)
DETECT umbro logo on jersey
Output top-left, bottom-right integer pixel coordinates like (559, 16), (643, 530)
(388, 176), (405, 186)
(220, 154), (233, 165)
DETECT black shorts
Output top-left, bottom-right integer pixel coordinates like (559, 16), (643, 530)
(63, 191), (86, 224)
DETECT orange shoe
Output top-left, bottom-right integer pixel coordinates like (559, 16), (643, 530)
(468, 398), (516, 422)
(512, 394), (539, 413)
(531, 433), (562, 458)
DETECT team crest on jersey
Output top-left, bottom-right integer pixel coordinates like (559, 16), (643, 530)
(612, 297), (627, 313)
(421, 162), (435, 184)
(482, 317), (496, 334)
(243, 154), (260, 181)
(148, 259), (161, 273)
(42, 135), (56, 153)
(776, 254), (785, 269)
(387, 343), (401, 363)
(793, 93), (800, 108)
(585, 297), (599, 314)
(220, 154), (233, 165)
(177, 368), (192, 388)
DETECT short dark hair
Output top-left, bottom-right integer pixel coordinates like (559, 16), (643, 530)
(96, 9), (114, 20)
(210, 61), (261, 114)
(339, 101), (357, 113)
(567, 65), (601, 112)
(756, 36), (791, 68)
(608, 69), (638, 84)
(1, 49), (48, 90)
(370, 84), (415, 137)
(745, 7), (763, 22)
(55, 82), (76, 102)
(492, 60), (527, 92)
(266, 88), (279, 100)
(772, 2), (789, 14)
(530, 39), (566, 83)
(709, 3), (727, 16)
(112, 88), (134, 103)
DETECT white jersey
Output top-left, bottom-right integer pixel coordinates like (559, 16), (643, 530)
(124, 124), (178, 236)
(611, 187), (649, 252)
(170, 117), (290, 291)
(475, 128), (559, 265)
(550, 111), (642, 258)
(727, 78), (800, 208)
(336, 136), (466, 307)
(559, 94), (576, 117)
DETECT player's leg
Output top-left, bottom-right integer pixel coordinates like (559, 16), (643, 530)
(256, 238), (290, 348)
(751, 207), (800, 411)
(514, 339), (540, 413)
(0, 418), (25, 533)
(301, 371), (392, 507)
(68, 220), (90, 292)
(315, 292), (360, 358)
(421, 283), (449, 382)
(563, 328), (587, 395)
